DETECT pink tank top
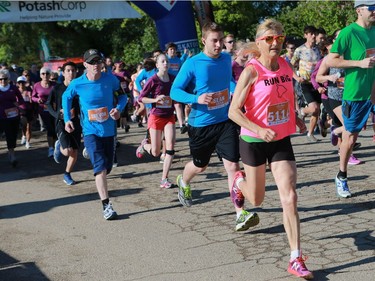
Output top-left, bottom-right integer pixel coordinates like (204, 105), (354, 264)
(240, 57), (296, 141)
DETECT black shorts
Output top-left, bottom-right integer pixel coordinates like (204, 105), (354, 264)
(239, 136), (295, 167)
(301, 83), (321, 104)
(328, 98), (343, 127)
(56, 119), (82, 150)
(188, 120), (240, 168)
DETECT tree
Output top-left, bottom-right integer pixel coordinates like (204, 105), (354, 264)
(276, 0), (356, 38)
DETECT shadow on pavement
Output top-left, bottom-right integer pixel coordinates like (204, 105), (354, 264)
(0, 250), (50, 281)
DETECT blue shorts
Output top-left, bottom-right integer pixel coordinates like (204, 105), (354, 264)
(342, 100), (373, 133)
(84, 135), (115, 176)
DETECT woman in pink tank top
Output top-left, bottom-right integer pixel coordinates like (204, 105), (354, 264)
(228, 19), (313, 280)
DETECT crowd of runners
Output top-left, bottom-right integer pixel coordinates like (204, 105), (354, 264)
(1, 1), (374, 279)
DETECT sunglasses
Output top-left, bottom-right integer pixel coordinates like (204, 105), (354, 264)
(360, 5), (375, 11)
(226, 40), (234, 44)
(86, 59), (103, 65)
(287, 47), (295, 50)
(0, 77), (8, 81)
(257, 35), (286, 44)
(41, 72), (50, 75)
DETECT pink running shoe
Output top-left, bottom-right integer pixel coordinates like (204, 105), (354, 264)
(348, 154), (361, 165)
(288, 256), (314, 279)
(231, 171), (245, 208)
(160, 178), (173, 189)
(136, 138), (149, 159)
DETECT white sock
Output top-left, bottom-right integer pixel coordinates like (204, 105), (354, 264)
(179, 177), (187, 188)
(236, 210), (244, 219)
(290, 249), (301, 261)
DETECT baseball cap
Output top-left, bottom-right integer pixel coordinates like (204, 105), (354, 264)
(354, 0), (375, 8)
(83, 49), (102, 63)
(17, 76), (27, 83)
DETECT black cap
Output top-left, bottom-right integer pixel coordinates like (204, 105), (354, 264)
(83, 49), (102, 63)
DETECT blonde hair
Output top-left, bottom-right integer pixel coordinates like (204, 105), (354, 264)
(255, 18), (284, 39)
(243, 41), (261, 59)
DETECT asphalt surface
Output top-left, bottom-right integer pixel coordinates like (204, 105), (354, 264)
(1, 120), (374, 281)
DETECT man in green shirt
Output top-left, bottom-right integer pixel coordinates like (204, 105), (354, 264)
(326, 0), (375, 198)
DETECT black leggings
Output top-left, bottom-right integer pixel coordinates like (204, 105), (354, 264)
(0, 117), (20, 149)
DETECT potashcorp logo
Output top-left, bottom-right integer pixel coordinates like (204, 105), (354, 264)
(18, 1), (87, 12)
(0, 1), (11, 12)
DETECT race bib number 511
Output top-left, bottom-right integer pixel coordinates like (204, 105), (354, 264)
(267, 101), (289, 126)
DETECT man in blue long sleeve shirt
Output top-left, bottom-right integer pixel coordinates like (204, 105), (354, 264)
(171, 22), (259, 232)
(63, 49), (127, 220)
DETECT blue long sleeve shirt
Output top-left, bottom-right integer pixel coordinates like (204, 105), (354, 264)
(171, 51), (235, 127)
(62, 72), (127, 137)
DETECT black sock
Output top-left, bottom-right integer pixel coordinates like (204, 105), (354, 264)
(102, 198), (110, 208)
(64, 172), (70, 176)
(337, 170), (347, 179)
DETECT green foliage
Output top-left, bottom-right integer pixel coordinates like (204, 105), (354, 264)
(276, 1), (356, 38)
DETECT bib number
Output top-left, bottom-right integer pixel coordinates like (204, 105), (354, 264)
(267, 101), (289, 126)
(88, 107), (109, 123)
(207, 89), (229, 110)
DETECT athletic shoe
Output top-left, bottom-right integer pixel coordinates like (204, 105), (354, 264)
(231, 171), (245, 208)
(335, 175), (351, 198)
(330, 126), (338, 146)
(136, 138), (148, 158)
(287, 256), (313, 279)
(235, 210), (259, 231)
(180, 124), (188, 134)
(63, 173), (76, 185)
(82, 147), (90, 159)
(348, 154), (361, 165)
(306, 134), (319, 142)
(103, 202), (117, 220)
(125, 125), (130, 133)
(53, 140), (62, 164)
(177, 175), (192, 207)
(130, 114), (137, 123)
(48, 147), (54, 158)
(25, 142), (31, 149)
(352, 142), (361, 151)
(20, 135), (26, 145)
(160, 178), (173, 189)
(318, 119), (327, 137)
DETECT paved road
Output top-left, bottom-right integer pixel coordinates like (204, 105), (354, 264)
(1, 122), (374, 281)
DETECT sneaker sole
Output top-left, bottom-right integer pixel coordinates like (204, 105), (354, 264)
(63, 180), (76, 186)
(287, 269), (314, 280)
(104, 211), (118, 220)
(236, 213), (260, 231)
(178, 190), (192, 207)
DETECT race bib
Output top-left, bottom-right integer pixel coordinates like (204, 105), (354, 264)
(88, 107), (109, 123)
(336, 77), (345, 89)
(5, 107), (19, 118)
(207, 89), (229, 110)
(267, 101), (289, 126)
(156, 96), (173, 108)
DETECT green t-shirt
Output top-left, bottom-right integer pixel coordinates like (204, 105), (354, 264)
(330, 23), (375, 101)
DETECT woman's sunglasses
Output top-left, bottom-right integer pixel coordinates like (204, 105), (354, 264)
(257, 35), (286, 45)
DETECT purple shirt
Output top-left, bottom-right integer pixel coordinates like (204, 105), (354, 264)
(32, 81), (55, 113)
(0, 85), (24, 120)
(232, 60), (244, 83)
(139, 74), (175, 118)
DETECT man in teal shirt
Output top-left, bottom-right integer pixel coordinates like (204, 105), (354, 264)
(326, 0), (375, 198)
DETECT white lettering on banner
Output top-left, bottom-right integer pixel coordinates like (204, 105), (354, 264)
(19, 1), (87, 12)
(0, 1), (140, 23)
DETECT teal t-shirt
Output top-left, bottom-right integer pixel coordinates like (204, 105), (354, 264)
(330, 22), (375, 101)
